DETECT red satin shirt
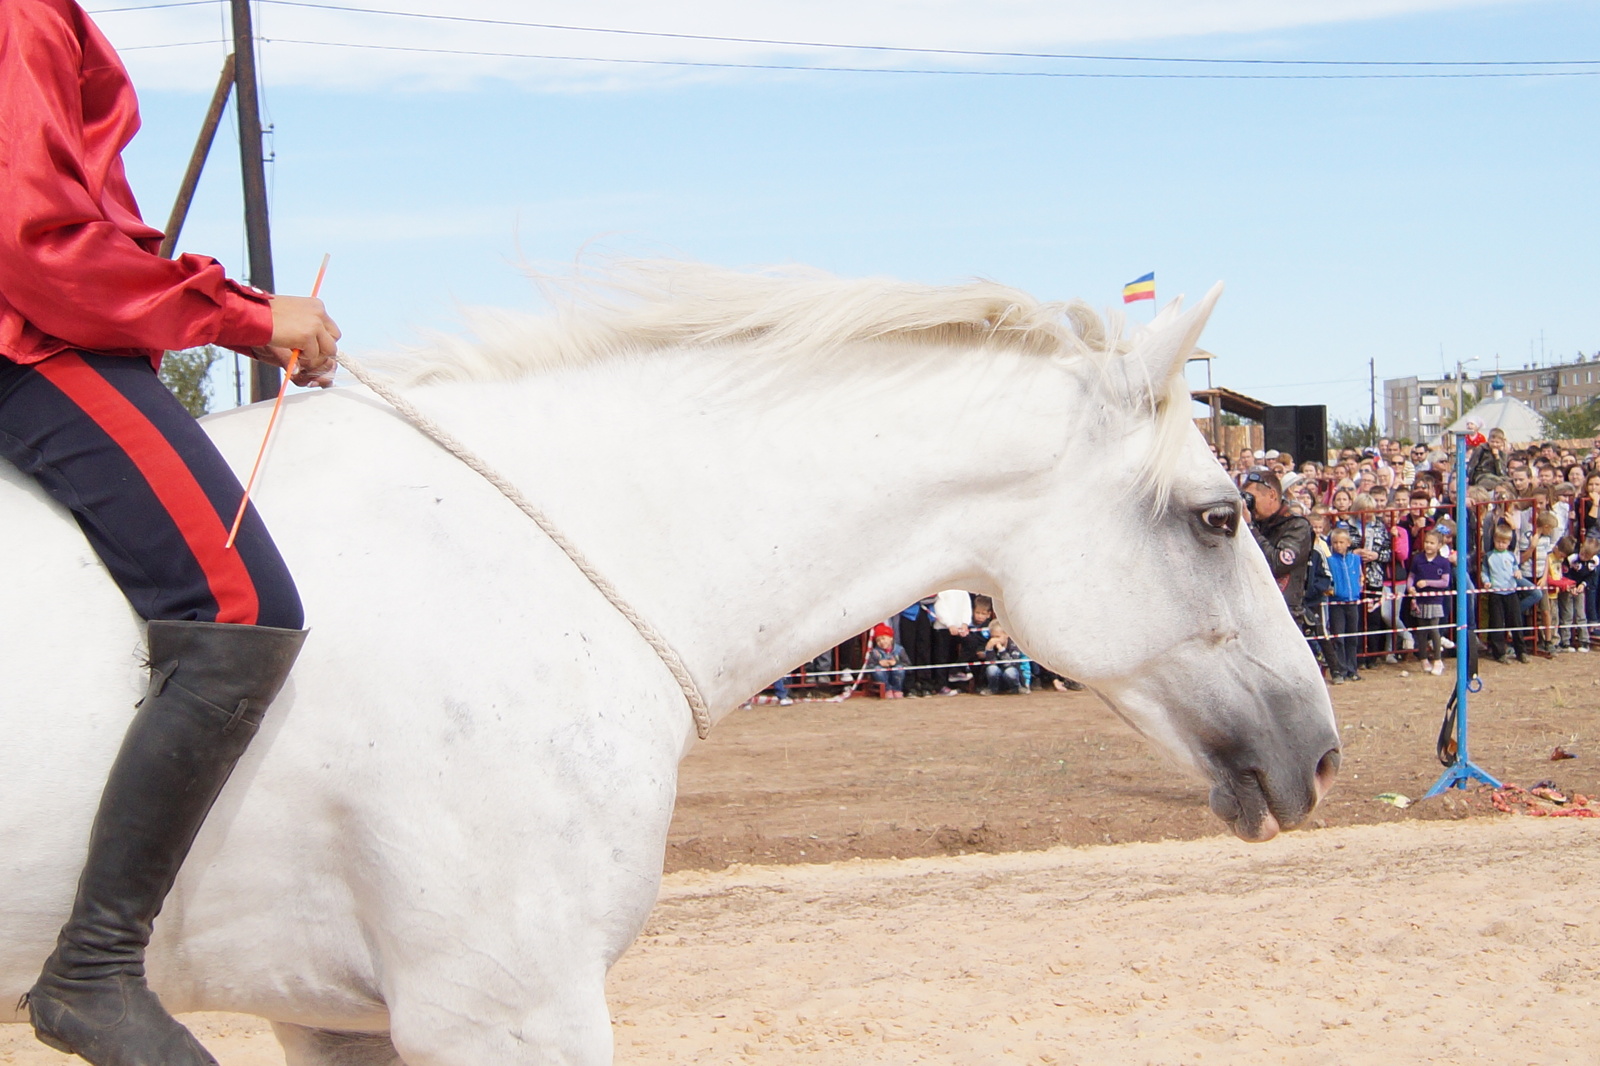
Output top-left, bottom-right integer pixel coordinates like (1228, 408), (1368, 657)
(0, 0), (273, 367)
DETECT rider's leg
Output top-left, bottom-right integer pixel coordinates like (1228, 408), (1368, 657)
(0, 352), (300, 627)
(0, 352), (305, 1066)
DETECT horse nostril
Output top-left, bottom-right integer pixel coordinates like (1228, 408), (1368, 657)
(1315, 748), (1342, 795)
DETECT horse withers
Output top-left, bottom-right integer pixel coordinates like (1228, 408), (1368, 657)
(0, 263), (1337, 1064)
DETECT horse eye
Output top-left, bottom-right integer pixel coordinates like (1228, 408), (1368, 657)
(1200, 503), (1239, 536)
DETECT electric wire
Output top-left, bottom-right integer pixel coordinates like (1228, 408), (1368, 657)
(118, 38), (227, 50)
(256, 1), (1600, 68)
(86, 0), (1600, 73)
(256, 38), (1600, 79)
(87, 1), (215, 11)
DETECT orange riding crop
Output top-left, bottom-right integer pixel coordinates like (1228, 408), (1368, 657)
(224, 253), (330, 549)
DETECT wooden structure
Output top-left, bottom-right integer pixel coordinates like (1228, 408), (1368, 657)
(1192, 386), (1269, 456)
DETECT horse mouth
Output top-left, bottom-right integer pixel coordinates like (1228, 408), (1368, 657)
(1209, 747), (1341, 843)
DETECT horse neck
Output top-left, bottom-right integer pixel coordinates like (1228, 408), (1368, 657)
(425, 344), (1071, 722)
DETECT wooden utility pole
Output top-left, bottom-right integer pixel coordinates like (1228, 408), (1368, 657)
(159, 53), (235, 260)
(231, 0), (278, 402)
(1369, 357), (1377, 446)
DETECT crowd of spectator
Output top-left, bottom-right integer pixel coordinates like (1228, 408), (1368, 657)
(868, 592), (1077, 698)
(754, 428), (1600, 706)
(753, 589), (1084, 705)
(1232, 428), (1600, 678)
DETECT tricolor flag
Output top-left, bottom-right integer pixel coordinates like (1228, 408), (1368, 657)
(1122, 272), (1156, 304)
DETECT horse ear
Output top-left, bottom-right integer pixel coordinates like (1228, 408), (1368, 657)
(1123, 282), (1224, 405)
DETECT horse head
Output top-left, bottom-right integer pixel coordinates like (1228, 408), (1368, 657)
(997, 287), (1340, 842)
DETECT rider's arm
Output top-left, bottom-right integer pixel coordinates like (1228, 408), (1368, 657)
(0, 4), (273, 358)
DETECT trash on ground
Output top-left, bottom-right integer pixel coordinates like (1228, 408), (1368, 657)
(1488, 782), (1597, 818)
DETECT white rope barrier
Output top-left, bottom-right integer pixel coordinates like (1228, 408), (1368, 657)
(337, 355), (715, 740)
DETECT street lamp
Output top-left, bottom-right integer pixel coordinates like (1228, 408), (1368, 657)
(1455, 356), (1480, 436)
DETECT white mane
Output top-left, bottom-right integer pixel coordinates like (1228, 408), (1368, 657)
(384, 260), (1194, 506)
(393, 260), (1128, 383)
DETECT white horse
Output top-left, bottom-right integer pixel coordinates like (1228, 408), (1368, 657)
(0, 263), (1339, 1064)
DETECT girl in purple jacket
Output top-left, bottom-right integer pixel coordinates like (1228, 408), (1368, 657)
(1407, 527), (1452, 676)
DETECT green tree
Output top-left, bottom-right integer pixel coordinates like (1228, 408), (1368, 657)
(1541, 399), (1600, 441)
(1330, 418), (1376, 451)
(158, 345), (223, 418)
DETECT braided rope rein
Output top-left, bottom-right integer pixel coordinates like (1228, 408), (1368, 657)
(335, 354), (714, 740)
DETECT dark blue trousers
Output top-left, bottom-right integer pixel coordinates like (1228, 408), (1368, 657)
(0, 352), (301, 628)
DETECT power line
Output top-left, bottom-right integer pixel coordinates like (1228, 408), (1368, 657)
(87, 1), (215, 11)
(259, 38), (1600, 79)
(118, 38), (226, 50)
(1246, 377), (1369, 389)
(89, 0), (1600, 70)
(260, 1), (1600, 68)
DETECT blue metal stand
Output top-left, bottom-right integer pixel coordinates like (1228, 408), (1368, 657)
(1424, 434), (1503, 797)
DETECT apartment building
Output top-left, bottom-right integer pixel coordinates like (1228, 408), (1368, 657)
(1383, 375), (1478, 443)
(1489, 357), (1600, 413)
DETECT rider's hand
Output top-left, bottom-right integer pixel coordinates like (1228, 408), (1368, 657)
(252, 295), (340, 388)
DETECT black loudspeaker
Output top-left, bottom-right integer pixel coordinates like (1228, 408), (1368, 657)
(1263, 405), (1327, 463)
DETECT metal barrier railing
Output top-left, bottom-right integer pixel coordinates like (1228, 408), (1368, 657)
(1313, 494), (1591, 660)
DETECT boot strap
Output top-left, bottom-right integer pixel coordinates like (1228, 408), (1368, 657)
(222, 699), (256, 736)
(138, 661), (180, 706)
(153, 674), (261, 735)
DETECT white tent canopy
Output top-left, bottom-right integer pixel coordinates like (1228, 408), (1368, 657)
(1446, 391), (1544, 445)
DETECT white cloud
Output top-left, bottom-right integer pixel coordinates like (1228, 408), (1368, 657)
(96, 0), (1511, 93)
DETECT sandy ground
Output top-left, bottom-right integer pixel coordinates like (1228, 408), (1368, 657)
(610, 820), (1598, 1065)
(3, 656), (1596, 1064)
(666, 653), (1600, 869)
(0, 1014), (287, 1066)
(4, 821), (1593, 1065)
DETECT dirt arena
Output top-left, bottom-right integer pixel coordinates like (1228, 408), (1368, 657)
(4, 656), (1597, 1064)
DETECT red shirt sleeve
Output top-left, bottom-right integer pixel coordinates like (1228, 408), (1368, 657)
(0, 1), (273, 363)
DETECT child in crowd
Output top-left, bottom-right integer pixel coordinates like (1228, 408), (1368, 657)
(1301, 509), (1333, 655)
(1351, 494), (1394, 665)
(1530, 510), (1561, 652)
(1551, 537), (1583, 651)
(1407, 527), (1451, 675)
(1570, 536), (1600, 650)
(1484, 523), (1531, 663)
(958, 596), (995, 672)
(1384, 496), (1416, 659)
(1309, 505), (1333, 549)
(1325, 528), (1364, 683)
(980, 623), (1026, 695)
(1393, 488), (1427, 555)
(865, 630), (908, 698)
(1555, 481), (1578, 540)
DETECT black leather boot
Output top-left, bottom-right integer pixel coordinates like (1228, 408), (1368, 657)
(26, 620), (307, 1066)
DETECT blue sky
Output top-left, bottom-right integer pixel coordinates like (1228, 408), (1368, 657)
(99, 0), (1600, 420)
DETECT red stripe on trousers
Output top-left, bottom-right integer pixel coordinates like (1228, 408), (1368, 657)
(34, 353), (260, 625)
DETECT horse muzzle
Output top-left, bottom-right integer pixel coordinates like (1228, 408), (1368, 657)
(1207, 743), (1341, 842)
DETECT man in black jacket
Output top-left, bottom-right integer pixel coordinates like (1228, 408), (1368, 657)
(1243, 470), (1316, 617)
